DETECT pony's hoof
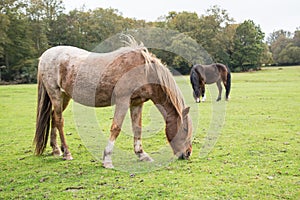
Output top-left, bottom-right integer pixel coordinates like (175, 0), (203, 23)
(139, 153), (154, 162)
(216, 98), (221, 102)
(103, 162), (114, 169)
(52, 149), (62, 157)
(63, 153), (73, 160)
(140, 156), (154, 162)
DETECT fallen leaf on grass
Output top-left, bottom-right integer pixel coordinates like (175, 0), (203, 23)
(39, 177), (48, 183)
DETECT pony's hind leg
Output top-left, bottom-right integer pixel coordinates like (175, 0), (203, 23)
(222, 75), (230, 101)
(216, 80), (222, 101)
(50, 111), (62, 156)
(130, 103), (153, 162)
(50, 94), (71, 158)
(51, 93), (72, 160)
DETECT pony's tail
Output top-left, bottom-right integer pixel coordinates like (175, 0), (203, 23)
(34, 76), (52, 155)
(225, 67), (231, 99)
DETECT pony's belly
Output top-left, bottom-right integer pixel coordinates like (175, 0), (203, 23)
(72, 97), (113, 107)
(94, 93), (114, 107)
(70, 86), (114, 107)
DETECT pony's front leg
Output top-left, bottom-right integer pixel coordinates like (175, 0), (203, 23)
(202, 93), (206, 102)
(103, 102), (128, 168)
(130, 104), (153, 162)
(103, 137), (116, 169)
(200, 81), (206, 102)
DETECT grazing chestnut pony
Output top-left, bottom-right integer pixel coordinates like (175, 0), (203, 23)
(190, 63), (231, 103)
(34, 36), (192, 168)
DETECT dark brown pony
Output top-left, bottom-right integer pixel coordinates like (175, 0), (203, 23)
(34, 37), (192, 168)
(190, 63), (231, 103)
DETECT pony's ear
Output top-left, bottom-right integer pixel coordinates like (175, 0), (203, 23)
(182, 107), (190, 117)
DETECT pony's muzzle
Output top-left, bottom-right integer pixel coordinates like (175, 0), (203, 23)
(178, 149), (192, 160)
(178, 153), (190, 160)
(196, 98), (200, 103)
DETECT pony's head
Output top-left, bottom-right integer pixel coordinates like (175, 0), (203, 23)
(142, 51), (193, 159)
(168, 107), (193, 159)
(190, 68), (201, 103)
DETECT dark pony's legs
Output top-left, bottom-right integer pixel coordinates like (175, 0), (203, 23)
(221, 70), (231, 100)
(200, 80), (206, 102)
(130, 103), (153, 162)
(50, 91), (72, 160)
(215, 63), (231, 101)
(216, 79), (222, 101)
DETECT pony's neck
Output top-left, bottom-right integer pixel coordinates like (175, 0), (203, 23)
(164, 104), (180, 142)
(151, 86), (180, 142)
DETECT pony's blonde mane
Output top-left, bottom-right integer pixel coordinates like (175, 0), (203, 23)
(121, 34), (185, 119)
(147, 55), (185, 119)
(121, 34), (144, 48)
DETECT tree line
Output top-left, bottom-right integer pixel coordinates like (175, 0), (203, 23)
(0, 0), (299, 83)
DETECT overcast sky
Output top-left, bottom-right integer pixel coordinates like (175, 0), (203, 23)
(63, 0), (299, 37)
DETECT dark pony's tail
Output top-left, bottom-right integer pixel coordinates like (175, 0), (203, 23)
(225, 66), (231, 99)
(34, 75), (52, 155)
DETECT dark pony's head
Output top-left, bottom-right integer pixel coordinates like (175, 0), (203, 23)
(190, 65), (203, 103)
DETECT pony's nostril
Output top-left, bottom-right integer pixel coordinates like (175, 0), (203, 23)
(187, 151), (191, 157)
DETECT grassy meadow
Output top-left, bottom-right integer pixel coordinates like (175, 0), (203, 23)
(0, 66), (299, 199)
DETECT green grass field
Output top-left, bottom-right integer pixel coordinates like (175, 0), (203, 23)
(0, 66), (299, 199)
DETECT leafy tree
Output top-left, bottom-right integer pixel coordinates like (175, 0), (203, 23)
(215, 23), (238, 67)
(231, 20), (265, 71)
(51, 9), (88, 48)
(166, 11), (200, 35)
(26, 0), (49, 55)
(0, 0), (16, 62)
(277, 44), (300, 64)
(0, 13), (10, 59)
(268, 30), (291, 64)
(260, 43), (273, 65)
(0, 0), (37, 82)
(195, 6), (234, 64)
(267, 30), (292, 45)
(164, 6), (234, 73)
(268, 29), (300, 65)
(293, 29), (300, 46)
